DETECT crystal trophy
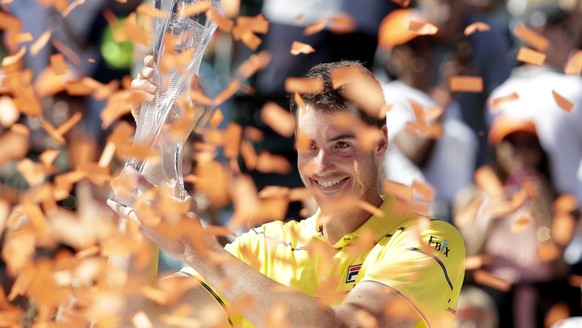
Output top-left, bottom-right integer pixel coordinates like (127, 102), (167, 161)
(112, 0), (221, 206)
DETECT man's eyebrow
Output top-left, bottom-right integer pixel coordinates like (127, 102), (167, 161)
(328, 133), (356, 142)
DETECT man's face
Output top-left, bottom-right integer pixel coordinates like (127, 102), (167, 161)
(296, 105), (387, 209)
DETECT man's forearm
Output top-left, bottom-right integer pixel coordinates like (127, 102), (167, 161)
(186, 242), (348, 328)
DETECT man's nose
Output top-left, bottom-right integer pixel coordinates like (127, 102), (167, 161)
(314, 149), (332, 171)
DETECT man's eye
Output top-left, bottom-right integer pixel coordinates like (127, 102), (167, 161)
(336, 141), (350, 149)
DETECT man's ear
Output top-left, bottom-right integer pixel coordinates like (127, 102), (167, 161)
(376, 125), (388, 157)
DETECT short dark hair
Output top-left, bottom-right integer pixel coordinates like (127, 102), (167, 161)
(289, 61), (387, 128)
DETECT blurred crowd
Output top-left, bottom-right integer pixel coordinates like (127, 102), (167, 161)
(1, 0), (582, 327)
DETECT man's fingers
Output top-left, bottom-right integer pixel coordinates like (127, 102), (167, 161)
(107, 199), (140, 222)
(144, 55), (154, 67)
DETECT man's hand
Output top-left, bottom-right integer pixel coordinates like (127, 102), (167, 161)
(131, 55), (157, 121)
(107, 165), (210, 263)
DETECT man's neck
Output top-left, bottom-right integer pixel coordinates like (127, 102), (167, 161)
(319, 194), (383, 245)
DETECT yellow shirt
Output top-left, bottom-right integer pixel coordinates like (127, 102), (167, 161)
(183, 197), (465, 327)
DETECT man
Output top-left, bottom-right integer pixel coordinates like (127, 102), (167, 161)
(109, 60), (465, 327)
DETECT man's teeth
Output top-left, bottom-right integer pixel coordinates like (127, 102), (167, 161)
(318, 178), (343, 188)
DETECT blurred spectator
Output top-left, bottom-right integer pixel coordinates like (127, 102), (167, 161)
(416, 0), (514, 167)
(485, 3), (582, 268)
(378, 8), (478, 220)
(454, 115), (580, 328)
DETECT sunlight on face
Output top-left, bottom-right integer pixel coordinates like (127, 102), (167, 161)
(296, 105), (387, 209)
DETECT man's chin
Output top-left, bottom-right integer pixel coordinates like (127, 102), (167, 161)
(316, 193), (361, 212)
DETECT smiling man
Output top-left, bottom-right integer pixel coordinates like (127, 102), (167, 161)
(110, 60), (466, 327)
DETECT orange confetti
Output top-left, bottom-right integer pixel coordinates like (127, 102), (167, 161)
(516, 47), (546, 66)
(49, 53), (67, 75)
(0, 11), (21, 32)
(56, 111), (82, 135)
(553, 193), (578, 214)
(473, 270), (510, 292)
(490, 92), (519, 112)
(233, 14), (269, 39)
(1, 47), (25, 67)
(513, 24), (549, 52)
(260, 102), (295, 138)
(136, 4), (169, 18)
(178, 1), (211, 17)
(16, 159), (45, 187)
(223, 123), (242, 159)
(39, 148), (60, 168)
(239, 31), (262, 50)
(52, 39), (81, 65)
(61, 0), (86, 17)
(304, 19), (327, 36)
(464, 22), (490, 36)
(30, 30), (52, 56)
(256, 151), (292, 174)
(213, 80), (241, 105)
(8, 32), (33, 44)
(0, 96), (19, 128)
(235, 51), (271, 80)
(552, 90), (574, 112)
(357, 200), (384, 217)
(382, 180), (413, 202)
(207, 7), (234, 33)
(209, 108), (224, 128)
(285, 77), (324, 94)
(564, 50), (582, 75)
(408, 20), (438, 35)
(290, 41), (315, 56)
(511, 214), (531, 233)
(412, 180), (435, 201)
(449, 76), (483, 93)
(391, 0), (411, 7)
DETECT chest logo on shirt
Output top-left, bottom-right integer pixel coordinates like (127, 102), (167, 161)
(346, 264), (362, 283)
(428, 236), (450, 257)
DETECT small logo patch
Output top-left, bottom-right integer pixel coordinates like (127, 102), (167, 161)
(346, 264), (362, 283)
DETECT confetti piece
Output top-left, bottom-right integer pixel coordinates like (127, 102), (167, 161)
(39, 148), (60, 168)
(256, 151), (292, 174)
(213, 80), (241, 105)
(178, 1), (210, 17)
(564, 50), (582, 75)
(0, 96), (19, 128)
(490, 92), (519, 112)
(61, 0), (86, 17)
(290, 41), (315, 56)
(357, 200), (384, 217)
(16, 159), (45, 187)
(327, 14), (357, 34)
(552, 90), (574, 112)
(223, 123), (242, 159)
(552, 213), (576, 246)
(233, 14), (269, 39)
(285, 77), (324, 94)
(516, 47), (546, 66)
(207, 7), (234, 33)
(52, 39), (81, 65)
(412, 180), (435, 202)
(553, 193), (578, 214)
(408, 21), (438, 35)
(304, 19), (327, 36)
(30, 30), (52, 56)
(260, 102), (295, 138)
(239, 31), (262, 50)
(1, 47), (25, 67)
(536, 243), (560, 262)
(235, 51), (271, 80)
(0, 11), (21, 31)
(449, 75), (483, 93)
(49, 53), (67, 75)
(473, 269), (510, 292)
(513, 24), (549, 52)
(8, 32), (33, 44)
(391, 0), (411, 7)
(382, 180), (413, 202)
(136, 4), (168, 18)
(56, 111), (82, 135)
(209, 108), (224, 128)
(511, 214), (531, 233)
(464, 22), (490, 36)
